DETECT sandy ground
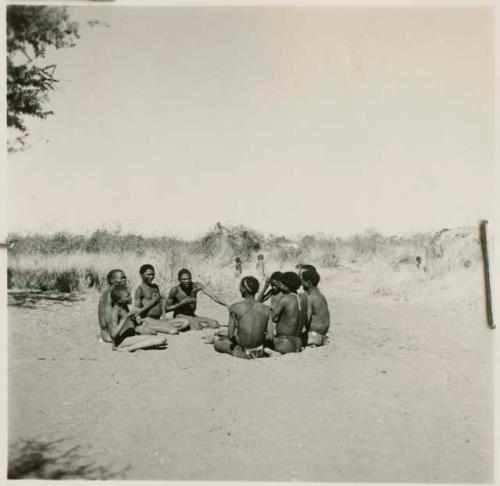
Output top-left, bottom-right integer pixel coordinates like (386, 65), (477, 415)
(8, 275), (494, 482)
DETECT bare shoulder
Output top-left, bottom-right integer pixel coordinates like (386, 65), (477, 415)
(99, 289), (111, 304)
(193, 282), (204, 291)
(257, 302), (271, 315)
(168, 285), (179, 296)
(229, 301), (242, 313)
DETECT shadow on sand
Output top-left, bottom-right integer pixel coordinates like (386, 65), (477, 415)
(7, 290), (84, 309)
(8, 438), (128, 480)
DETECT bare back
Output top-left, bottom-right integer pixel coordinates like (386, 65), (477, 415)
(98, 289), (113, 332)
(308, 287), (331, 335)
(230, 300), (271, 349)
(272, 293), (306, 338)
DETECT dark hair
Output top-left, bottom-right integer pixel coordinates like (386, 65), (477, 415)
(240, 276), (259, 295)
(299, 264), (316, 272)
(257, 254), (264, 259)
(110, 286), (129, 304)
(235, 257), (242, 263)
(302, 268), (320, 286)
(280, 272), (302, 293)
(140, 264), (154, 275)
(178, 268), (191, 280)
(270, 271), (282, 281)
(107, 269), (123, 284)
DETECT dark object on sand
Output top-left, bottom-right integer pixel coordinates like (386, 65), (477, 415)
(479, 220), (495, 329)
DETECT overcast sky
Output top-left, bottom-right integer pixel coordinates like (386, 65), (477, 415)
(7, 5), (494, 239)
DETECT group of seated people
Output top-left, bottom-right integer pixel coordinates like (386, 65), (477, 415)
(97, 261), (331, 359)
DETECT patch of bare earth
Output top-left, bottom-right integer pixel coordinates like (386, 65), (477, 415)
(8, 278), (493, 482)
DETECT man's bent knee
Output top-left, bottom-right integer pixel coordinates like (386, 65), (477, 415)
(203, 319), (219, 329)
(100, 330), (112, 343)
(214, 339), (232, 354)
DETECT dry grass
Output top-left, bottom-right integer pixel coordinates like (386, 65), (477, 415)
(7, 225), (482, 305)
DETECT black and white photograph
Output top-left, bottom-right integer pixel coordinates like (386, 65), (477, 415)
(3, 0), (496, 482)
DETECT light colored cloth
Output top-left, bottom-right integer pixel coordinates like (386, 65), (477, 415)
(308, 330), (326, 346)
(273, 335), (302, 354)
(243, 344), (264, 359)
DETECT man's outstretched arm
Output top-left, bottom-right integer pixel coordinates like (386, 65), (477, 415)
(198, 283), (228, 307)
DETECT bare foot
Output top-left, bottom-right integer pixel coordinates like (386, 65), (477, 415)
(202, 335), (218, 345)
(264, 347), (281, 358)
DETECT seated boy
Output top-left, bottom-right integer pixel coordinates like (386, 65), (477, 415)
(134, 264), (189, 335)
(109, 287), (167, 352)
(213, 276), (271, 359)
(98, 269), (127, 343)
(300, 268), (331, 347)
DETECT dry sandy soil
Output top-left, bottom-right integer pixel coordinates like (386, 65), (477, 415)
(8, 272), (494, 482)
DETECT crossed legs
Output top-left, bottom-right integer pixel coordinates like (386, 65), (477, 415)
(135, 316), (190, 335)
(114, 334), (167, 352)
(176, 314), (219, 331)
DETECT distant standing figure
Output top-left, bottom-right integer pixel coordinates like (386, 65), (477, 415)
(214, 276), (271, 359)
(256, 254), (266, 280)
(108, 287), (167, 352)
(300, 268), (331, 347)
(165, 268), (228, 330)
(234, 257), (243, 277)
(416, 256), (422, 269)
(134, 264), (189, 334)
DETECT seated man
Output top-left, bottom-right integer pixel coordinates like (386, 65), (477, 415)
(165, 268), (228, 330)
(109, 286), (167, 352)
(98, 269), (127, 343)
(134, 264), (189, 335)
(269, 271), (307, 354)
(300, 268), (331, 347)
(213, 276), (271, 359)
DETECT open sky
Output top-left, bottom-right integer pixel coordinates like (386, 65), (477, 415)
(7, 5), (494, 239)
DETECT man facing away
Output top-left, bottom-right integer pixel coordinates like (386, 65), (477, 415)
(269, 271), (307, 354)
(300, 267), (331, 347)
(165, 268), (228, 330)
(213, 276), (271, 359)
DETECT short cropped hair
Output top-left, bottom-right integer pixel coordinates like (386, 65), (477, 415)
(140, 264), (154, 275)
(270, 271), (283, 281)
(178, 268), (191, 280)
(302, 268), (320, 286)
(240, 276), (259, 295)
(280, 272), (302, 293)
(110, 286), (128, 304)
(107, 269), (123, 284)
(257, 254), (264, 259)
(299, 264), (316, 272)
